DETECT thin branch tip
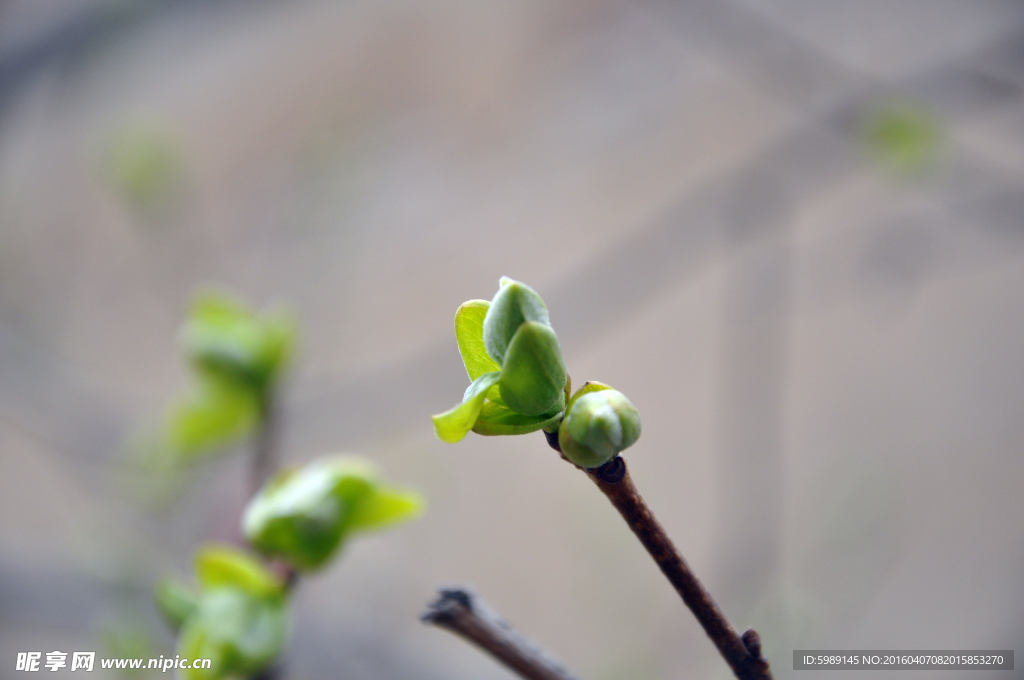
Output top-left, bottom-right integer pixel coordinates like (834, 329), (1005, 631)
(421, 587), (475, 625)
(421, 586), (582, 680)
(576, 452), (773, 680)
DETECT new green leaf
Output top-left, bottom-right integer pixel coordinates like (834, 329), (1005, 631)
(194, 545), (283, 599)
(432, 371), (501, 443)
(498, 321), (567, 416)
(243, 457), (422, 571)
(163, 380), (258, 460)
(177, 587), (287, 680)
(347, 488), (424, 532)
(483, 278), (550, 364)
(455, 300), (501, 381)
(472, 401), (563, 436)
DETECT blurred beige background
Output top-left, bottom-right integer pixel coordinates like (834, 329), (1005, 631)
(1, 1), (1023, 678)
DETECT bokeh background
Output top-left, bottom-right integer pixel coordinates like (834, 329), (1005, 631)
(2, 1), (1023, 679)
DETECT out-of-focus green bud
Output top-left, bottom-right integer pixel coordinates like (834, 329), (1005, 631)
(861, 100), (941, 175)
(154, 578), (198, 633)
(498, 321), (566, 416)
(179, 289), (296, 394)
(558, 386), (641, 468)
(176, 587), (287, 680)
(242, 457), (422, 571)
(483, 278), (550, 364)
(102, 116), (187, 216)
(162, 380), (259, 461)
(194, 545), (283, 599)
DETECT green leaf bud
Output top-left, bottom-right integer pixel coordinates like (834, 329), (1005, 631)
(498, 321), (567, 416)
(432, 371), (501, 443)
(180, 289), (296, 394)
(176, 586), (287, 680)
(483, 278), (550, 365)
(558, 388), (641, 468)
(242, 457), (422, 571)
(435, 278), (569, 441)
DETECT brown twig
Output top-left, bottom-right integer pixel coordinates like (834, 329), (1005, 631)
(421, 587), (583, 680)
(546, 430), (772, 680)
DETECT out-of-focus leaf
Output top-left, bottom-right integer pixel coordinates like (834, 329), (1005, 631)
(243, 465), (355, 572)
(455, 300), (500, 381)
(472, 400), (563, 436)
(347, 487), (423, 533)
(432, 371), (500, 443)
(483, 278), (550, 364)
(498, 322), (566, 416)
(102, 116), (187, 215)
(177, 587), (287, 680)
(243, 457), (421, 572)
(862, 100), (941, 174)
(180, 289), (296, 393)
(154, 578), (198, 632)
(162, 380), (258, 460)
(194, 545), (282, 599)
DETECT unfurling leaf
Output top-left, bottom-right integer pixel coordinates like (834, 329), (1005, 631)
(242, 457), (422, 571)
(498, 321), (566, 416)
(483, 278), (550, 364)
(163, 379), (258, 460)
(194, 545), (283, 598)
(177, 587), (287, 680)
(434, 278), (568, 443)
(472, 401), (563, 436)
(180, 289), (296, 394)
(455, 300), (501, 381)
(432, 372), (501, 443)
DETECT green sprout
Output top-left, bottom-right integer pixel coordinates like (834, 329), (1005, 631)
(147, 294), (423, 680)
(155, 546), (287, 680)
(558, 382), (641, 469)
(432, 277), (641, 467)
(243, 456), (423, 571)
(159, 288), (296, 464)
(156, 457), (421, 679)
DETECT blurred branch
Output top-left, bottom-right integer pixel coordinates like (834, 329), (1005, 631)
(251, 393), (278, 498)
(0, 0), (279, 124)
(422, 587), (582, 680)
(249, 392), (298, 595)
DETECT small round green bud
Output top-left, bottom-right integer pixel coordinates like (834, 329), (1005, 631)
(558, 389), (641, 468)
